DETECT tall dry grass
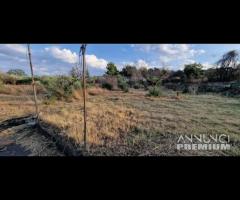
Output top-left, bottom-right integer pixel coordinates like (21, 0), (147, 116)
(0, 84), (46, 96)
(40, 100), (138, 147)
(1, 84), (240, 155)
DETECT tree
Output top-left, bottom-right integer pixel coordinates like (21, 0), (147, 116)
(166, 70), (186, 83)
(139, 67), (148, 78)
(106, 62), (118, 76)
(120, 65), (145, 88)
(148, 68), (161, 77)
(216, 50), (239, 81)
(70, 66), (82, 79)
(217, 50), (239, 69)
(184, 63), (203, 80)
(7, 69), (26, 76)
(205, 68), (218, 82)
(120, 65), (137, 77)
(160, 68), (170, 79)
(234, 64), (240, 81)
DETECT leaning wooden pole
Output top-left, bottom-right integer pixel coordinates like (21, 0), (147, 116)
(27, 44), (39, 121)
(81, 44), (87, 150)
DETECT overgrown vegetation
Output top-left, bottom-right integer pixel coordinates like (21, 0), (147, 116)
(40, 75), (81, 100)
(1, 49), (240, 100)
(7, 69), (27, 77)
(106, 62), (119, 76)
(102, 81), (113, 90)
(184, 63), (203, 81)
(147, 86), (162, 97)
(117, 75), (129, 92)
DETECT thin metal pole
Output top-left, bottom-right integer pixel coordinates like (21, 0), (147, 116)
(81, 44), (87, 150)
(27, 44), (39, 121)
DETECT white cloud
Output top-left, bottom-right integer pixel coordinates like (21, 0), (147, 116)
(132, 44), (205, 66)
(86, 54), (108, 69)
(185, 59), (196, 64)
(135, 59), (151, 69)
(0, 44), (27, 55)
(44, 47), (108, 69)
(120, 59), (152, 69)
(0, 44), (27, 63)
(45, 47), (78, 64)
(0, 45), (108, 75)
(202, 62), (214, 69)
(4, 44), (27, 54)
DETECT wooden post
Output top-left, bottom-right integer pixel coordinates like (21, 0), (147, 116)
(81, 44), (87, 150)
(27, 44), (39, 121)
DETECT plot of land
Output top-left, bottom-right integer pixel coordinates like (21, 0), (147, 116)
(0, 85), (240, 156)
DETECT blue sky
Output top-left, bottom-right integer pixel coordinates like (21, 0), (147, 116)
(1, 44), (240, 76)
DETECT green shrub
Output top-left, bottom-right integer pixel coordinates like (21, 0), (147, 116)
(147, 77), (160, 86)
(87, 77), (97, 87)
(102, 82), (113, 90)
(16, 77), (32, 85)
(40, 76), (75, 100)
(73, 80), (82, 89)
(119, 82), (129, 92)
(54, 76), (74, 99)
(117, 75), (129, 92)
(147, 86), (162, 97)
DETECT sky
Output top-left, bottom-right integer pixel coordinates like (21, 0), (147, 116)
(1, 44), (240, 76)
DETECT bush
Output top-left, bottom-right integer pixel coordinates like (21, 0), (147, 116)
(73, 80), (82, 89)
(120, 82), (129, 92)
(54, 76), (74, 99)
(147, 86), (162, 97)
(2, 74), (17, 84)
(117, 75), (129, 92)
(101, 76), (118, 90)
(16, 77), (33, 85)
(40, 76), (75, 100)
(102, 82), (113, 90)
(147, 77), (160, 86)
(40, 76), (57, 88)
(87, 77), (97, 87)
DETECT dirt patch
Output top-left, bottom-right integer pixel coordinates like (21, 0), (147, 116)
(0, 116), (64, 156)
(0, 143), (31, 156)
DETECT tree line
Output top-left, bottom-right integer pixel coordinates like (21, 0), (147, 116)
(101, 50), (240, 91)
(1, 50), (240, 95)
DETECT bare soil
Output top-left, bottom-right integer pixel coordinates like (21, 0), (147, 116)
(0, 116), (64, 156)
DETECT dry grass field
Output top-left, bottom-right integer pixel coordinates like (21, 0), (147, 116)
(1, 85), (240, 156)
